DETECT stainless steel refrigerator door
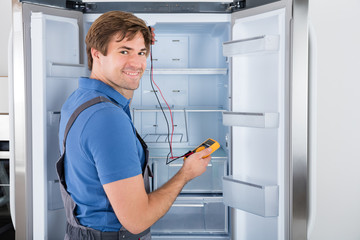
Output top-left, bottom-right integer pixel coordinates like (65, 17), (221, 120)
(290, 0), (309, 239)
(10, 2), (83, 239)
(11, 1), (32, 238)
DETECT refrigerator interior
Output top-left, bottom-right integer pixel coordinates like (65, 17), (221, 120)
(29, 6), (287, 240)
(134, 14), (231, 239)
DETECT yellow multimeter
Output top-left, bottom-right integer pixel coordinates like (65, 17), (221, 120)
(184, 138), (220, 159)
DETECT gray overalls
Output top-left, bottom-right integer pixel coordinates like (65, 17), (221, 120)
(56, 96), (152, 240)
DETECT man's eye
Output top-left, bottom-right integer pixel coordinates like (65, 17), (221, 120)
(139, 52), (146, 56)
(120, 50), (128, 54)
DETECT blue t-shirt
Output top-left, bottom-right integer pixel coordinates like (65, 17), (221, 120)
(59, 77), (146, 231)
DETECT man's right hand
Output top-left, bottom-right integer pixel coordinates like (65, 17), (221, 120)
(179, 147), (212, 183)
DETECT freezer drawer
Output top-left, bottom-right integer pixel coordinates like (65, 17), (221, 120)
(151, 196), (228, 234)
(153, 158), (227, 193)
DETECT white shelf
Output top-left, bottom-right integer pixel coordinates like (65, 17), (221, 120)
(144, 68), (227, 75)
(222, 111), (279, 128)
(222, 35), (279, 57)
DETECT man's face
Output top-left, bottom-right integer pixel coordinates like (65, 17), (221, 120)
(92, 32), (147, 98)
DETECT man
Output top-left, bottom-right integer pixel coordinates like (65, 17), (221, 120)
(57, 11), (212, 240)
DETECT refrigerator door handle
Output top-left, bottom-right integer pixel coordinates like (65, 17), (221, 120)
(8, 25), (15, 229)
(307, 20), (318, 238)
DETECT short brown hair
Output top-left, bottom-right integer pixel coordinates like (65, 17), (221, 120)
(85, 11), (151, 70)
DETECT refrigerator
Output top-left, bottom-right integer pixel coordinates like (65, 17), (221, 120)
(9, 0), (310, 239)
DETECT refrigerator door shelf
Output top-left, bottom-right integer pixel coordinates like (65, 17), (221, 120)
(145, 68), (227, 75)
(222, 175), (279, 217)
(153, 158), (227, 193)
(222, 35), (279, 57)
(47, 180), (62, 210)
(48, 62), (85, 78)
(151, 196), (228, 234)
(222, 111), (279, 128)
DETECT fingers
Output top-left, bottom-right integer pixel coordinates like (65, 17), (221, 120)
(197, 147), (213, 158)
(181, 147), (211, 181)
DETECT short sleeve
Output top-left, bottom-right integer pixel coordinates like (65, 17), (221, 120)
(81, 106), (142, 185)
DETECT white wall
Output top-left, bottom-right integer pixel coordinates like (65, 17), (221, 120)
(309, 0), (360, 239)
(0, 0), (11, 76)
(0, 0), (11, 113)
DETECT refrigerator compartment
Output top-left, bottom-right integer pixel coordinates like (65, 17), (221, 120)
(133, 110), (189, 144)
(138, 74), (228, 109)
(148, 22), (229, 69)
(140, 74), (189, 107)
(133, 108), (227, 148)
(188, 75), (228, 107)
(222, 175), (279, 217)
(222, 111), (279, 128)
(48, 62), (85, 78)
(151, 196), (227, 234)
(187, 111), (226, 147)
(222, 35), (279, 57)
(149, 36), (189, 68)
(153, 157), (227, 193)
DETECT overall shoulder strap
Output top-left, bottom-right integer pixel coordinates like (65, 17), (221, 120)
(61, 96), (113, 153)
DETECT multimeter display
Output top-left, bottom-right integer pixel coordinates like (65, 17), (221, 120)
(184, 138), (220, 159)
(203, 139), (215, 147)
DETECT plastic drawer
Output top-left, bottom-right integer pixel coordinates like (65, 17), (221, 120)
(153, 158), (227, 193)
(151, 196), (228, 234)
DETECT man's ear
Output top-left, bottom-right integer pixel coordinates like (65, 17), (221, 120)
(91, 48), (100, 60)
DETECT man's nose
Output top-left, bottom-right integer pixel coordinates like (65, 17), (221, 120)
(127, 54), (144, 67)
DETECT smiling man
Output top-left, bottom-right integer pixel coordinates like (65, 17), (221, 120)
(57, 11), (212, 240)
